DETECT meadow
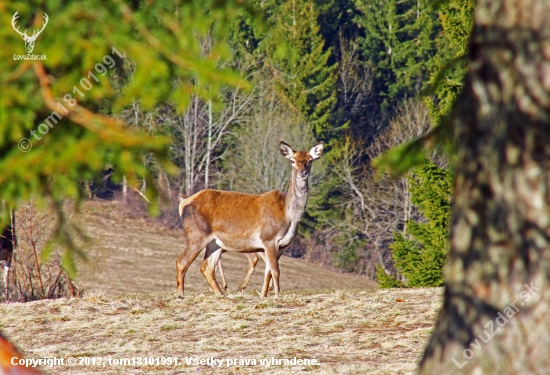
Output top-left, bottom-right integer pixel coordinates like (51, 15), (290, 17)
(0, 202), (442, 374)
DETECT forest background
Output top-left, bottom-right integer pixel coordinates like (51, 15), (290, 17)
(0, 0), (476, 286)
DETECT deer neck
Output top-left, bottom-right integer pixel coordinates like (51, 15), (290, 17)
(285, 172), (309, 222)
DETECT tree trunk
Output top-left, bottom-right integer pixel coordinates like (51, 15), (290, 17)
(419, 0), (550, 373)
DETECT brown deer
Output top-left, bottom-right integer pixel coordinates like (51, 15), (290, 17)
(212, 250), (260, 292)
(0, 211), (15, 298)
(177, 141), (323, 297)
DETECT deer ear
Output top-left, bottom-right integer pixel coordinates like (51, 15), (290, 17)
(279, 141), (294, 159)
(309, 142), (324, 160)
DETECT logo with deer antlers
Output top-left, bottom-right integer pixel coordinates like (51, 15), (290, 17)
(11, 11), (49, 54)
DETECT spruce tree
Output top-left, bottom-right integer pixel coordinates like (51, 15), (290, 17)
(377, 160), (453, 287)
(425, 0), (475, 127)
(373, 0), (474, 176)
(315, 0), (359, 53)
(256, 0), (338, 139)
(355, 0), (439, 113)
(376, 1), (474, 288)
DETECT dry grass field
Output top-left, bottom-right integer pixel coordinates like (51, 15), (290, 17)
(0, 201), (443, 374)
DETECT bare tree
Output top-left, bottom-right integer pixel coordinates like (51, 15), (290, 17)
(159, 86), (254, 197)
(335, 35), (380, 140)
(229, 83), (316, 194)
(331, 100), (435, 278)
(117, 33), (255, 200)
(2, 201), (82, 302)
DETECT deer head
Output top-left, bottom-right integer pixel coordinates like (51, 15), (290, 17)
(279, 141), (324, 182)
(11, 11), (49, 54)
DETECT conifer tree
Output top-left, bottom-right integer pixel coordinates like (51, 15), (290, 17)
(425, 0), (475, 127)
(355, 0), (438, 113)
(377, 160), (453, 287)
(315, 0), (359, 53)
(375, 1), (474, 288)
(256, 0), (338, 139)
(373, 0), (474, 176)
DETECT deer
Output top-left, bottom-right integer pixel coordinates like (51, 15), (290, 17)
(0, 211), (15, 299)
(176, 196), (260, 292)
(176, 141), (324, 298)
(11, 11), (49, 54)
(212, 250), (260, 292)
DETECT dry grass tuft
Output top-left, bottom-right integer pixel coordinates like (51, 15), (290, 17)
(1, 203), (82, 303)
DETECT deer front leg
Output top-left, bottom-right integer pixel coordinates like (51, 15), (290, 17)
(261, 245), (280, 298)
(261, 266), (272, 298)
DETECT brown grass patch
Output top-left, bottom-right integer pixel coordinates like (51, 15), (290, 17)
(0, 288), (442, 374)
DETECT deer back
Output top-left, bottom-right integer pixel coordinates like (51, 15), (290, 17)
(180, 189), (288, 241)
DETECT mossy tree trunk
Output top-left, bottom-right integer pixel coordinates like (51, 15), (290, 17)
(419, 0), (550, 373)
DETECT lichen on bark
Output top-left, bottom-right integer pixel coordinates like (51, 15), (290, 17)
(419, 0), (550, 373)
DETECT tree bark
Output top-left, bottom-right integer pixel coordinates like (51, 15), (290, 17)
(419, 0), (550, 373)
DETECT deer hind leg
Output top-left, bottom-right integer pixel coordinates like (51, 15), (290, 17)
(236, 253), (259, 291)
(200, 241), (224, 296)
(216, 253), (228, 292)
(176, 234), (210, 298)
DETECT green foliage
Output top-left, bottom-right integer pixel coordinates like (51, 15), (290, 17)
(383, 160), (452, 287)
(373, 121), (453, 178)
(376, 265), (406, 288)
(355, 0), (439, 113)
(373, 0), (474, 177)
(315, 0), (359, 52)
(254, 0), (339, 139)
(0, 0), (256, 275)
(425, 0), (475, 126)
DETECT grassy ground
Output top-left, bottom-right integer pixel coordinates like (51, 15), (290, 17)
(0, 288), (442, 374)
(1, 201), (442, 374)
